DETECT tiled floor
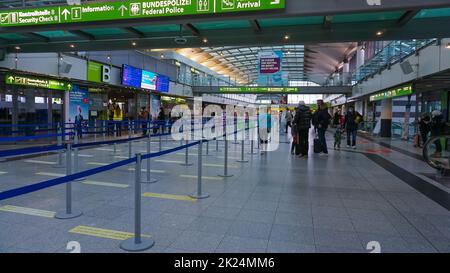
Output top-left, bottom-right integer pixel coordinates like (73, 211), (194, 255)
(0, 130), (449, 253)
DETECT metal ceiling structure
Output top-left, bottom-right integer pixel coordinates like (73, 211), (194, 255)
(0, 0), (450, 53)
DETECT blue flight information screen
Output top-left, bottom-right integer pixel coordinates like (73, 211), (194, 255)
(122, 64), (142, 88)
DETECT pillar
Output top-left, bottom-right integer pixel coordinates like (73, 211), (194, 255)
(48, 90), (53, 125)
(356, 45), (365, 68)
(380, 99), (392, 138)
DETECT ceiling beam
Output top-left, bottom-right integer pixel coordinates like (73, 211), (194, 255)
(249, 19), (262, 33)
(21, 32), (50, 43)
(184, 23), (200, 36)
(68, 30), (95, 41)
(322, 16), (333, 29)
(122, 27), (146, 38)
(397, 9), (421, 27)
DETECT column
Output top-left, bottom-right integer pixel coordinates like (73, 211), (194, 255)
(48, 90), (53, 124)
(356, 44), (365, 68)
(380, 99), (392, 138)
(343, 59), (350, 85)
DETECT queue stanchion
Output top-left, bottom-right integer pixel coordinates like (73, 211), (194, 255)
(112, 123), (118, 155)
(190, 140), (209, 199)
(180, 139), (193, 166)
(237, 136), (248, 163)
(218, 137), (233, 178)
(142, 128), (157, 184)
(233, 122), (239, 144)
(55, 143), (83, 220)
(159, 125), (162, 152)
(73, 132), (85, 182)
(54, 123), (64, 168)
(216, 137), (219, 152)
(102, 120), (106, 141)
(120, 153), (155, 252)
(94, 119), (97, 142)
(249, 126), (258, 155)
(128, 125), (132, 159)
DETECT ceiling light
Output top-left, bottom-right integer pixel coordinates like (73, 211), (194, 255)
(132, 42), (137, 46)
(70, 44), (75, 48)
(376, 31), (383, 36)
(14, 46), (21, 50)
(284, 35), (290, 40)
(202, 38), (208, 43)
(160, 53), (165, 58)
(445, 43), (450, 49)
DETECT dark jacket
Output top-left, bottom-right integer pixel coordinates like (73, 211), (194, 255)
(430, 114), (445, 136)
(317, 109), (331, 129)
(419, 115), (431, 134)
(293, 105), (312, 131)
(344, 111), (362, 131)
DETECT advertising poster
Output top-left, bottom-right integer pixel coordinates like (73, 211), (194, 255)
(69, 85), (89, 124)
(257, 51), (287, 86)
(141, 70), (158, 90)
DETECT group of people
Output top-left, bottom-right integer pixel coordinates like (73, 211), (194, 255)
(138, 106), (166, 136)
(418, 110), (446, 156)
(286, 103), (363, 158)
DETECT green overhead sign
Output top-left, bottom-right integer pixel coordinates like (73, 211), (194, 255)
(220, 86), (300, 93)
(369, 84), (413, 102)
(0, 0), (285, 27)
(5, 73), (72, 91)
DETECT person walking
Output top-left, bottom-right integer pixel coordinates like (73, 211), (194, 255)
(293, 101), (312, 157)
(418, 113), (431, 148)
(317, 104), (331, 155)
(333, 110), (341, 128)
(343, 106), (362, 149)
(430, 110), (446, 157)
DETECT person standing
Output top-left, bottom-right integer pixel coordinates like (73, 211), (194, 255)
(293, 101), (312, 157)
(343, 106), (362, 149)
(285, 110), (293, 134)
(157, 107), (166, 133)
(74, 105), (84, 139)
(333, 110), (341, 128)
(138, 107), (149, 136)
(418, 113), (431, 148)
(317, 104), (331, 155)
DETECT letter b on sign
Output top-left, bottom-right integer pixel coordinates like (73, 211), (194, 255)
(102, 66), (111, 83)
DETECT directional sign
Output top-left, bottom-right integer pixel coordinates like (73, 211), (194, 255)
(220, 86), (300, 93)
(369, 84), (413, 102)
(5, 73), (72, 91)
(0, 0), (285, 28)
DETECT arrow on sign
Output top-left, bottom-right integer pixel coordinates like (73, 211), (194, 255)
(270, 0), (281, 4)
(61, 9), (70, 20)
(119, 5), (128, 16)
(7, 76), (14, 82)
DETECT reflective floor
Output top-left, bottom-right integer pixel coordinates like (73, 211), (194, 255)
(0, 130), (449, 253)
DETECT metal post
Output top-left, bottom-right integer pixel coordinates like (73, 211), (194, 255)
(55, 144), (83, 219)
(249, 126), (257, 155)
(128, 125), (132, 159)
(94, 119), (97, 142)
(103, 120), (106, 141)
(120, 153), (155, 252)
(142, 132), (157, 184)
(218, 138), (233, 177)
(216, 138), (219, 152)
(159, 125), (162, 152)
(180, 139), (193, 166)
(54, 124), (64, 168)
(190, 140), (209, 199)
(73, 132), (85, 181)
(237, 139), (248, 163)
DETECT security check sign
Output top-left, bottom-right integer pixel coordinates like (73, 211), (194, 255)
(0, 0), (285, 27)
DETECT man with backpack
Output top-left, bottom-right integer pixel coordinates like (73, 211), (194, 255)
(316, 103), (332, 155)
(293, 101), (312, 157)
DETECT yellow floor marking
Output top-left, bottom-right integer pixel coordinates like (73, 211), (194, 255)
(127, 168), (166, 174)
(77, 154), (94, 158)
(86, 162), (109, 166)
(36, 172), (64, 177)
(69, 225), (151, 241)
(155, 159), (184, 164)
(96, 148), (121, 152)
(82, 180), (129, 188)
(0, 205), (55, 218)
(179, 174), (224, 181)
(142, 192), (197, 202)
(24, 160), (56, 165)
(0, 171), (7, 175)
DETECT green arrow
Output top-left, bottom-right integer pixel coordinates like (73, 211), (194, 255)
(119, 5), (128, 16)
(7, 76), (14, 82)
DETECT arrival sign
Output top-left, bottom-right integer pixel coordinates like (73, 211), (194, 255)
(0, 0), (285, 28)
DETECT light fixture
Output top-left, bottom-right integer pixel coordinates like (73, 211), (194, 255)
(14, 46), (21, 50)
(160, 53), (165, 58)
(202, 38), (208, 43)
(445, 43), (450, 49)
(376, 31), (383, 36)
(132, 42), (137, 46)
(284, 35), (290, 40)
(107, 55), (111, 60)
(70, 44), (75, 48)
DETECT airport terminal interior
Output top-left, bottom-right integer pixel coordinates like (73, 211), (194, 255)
(1, 0), (450, 254)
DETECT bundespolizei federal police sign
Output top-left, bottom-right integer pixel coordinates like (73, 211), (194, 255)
(0, 0), (285, 28)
